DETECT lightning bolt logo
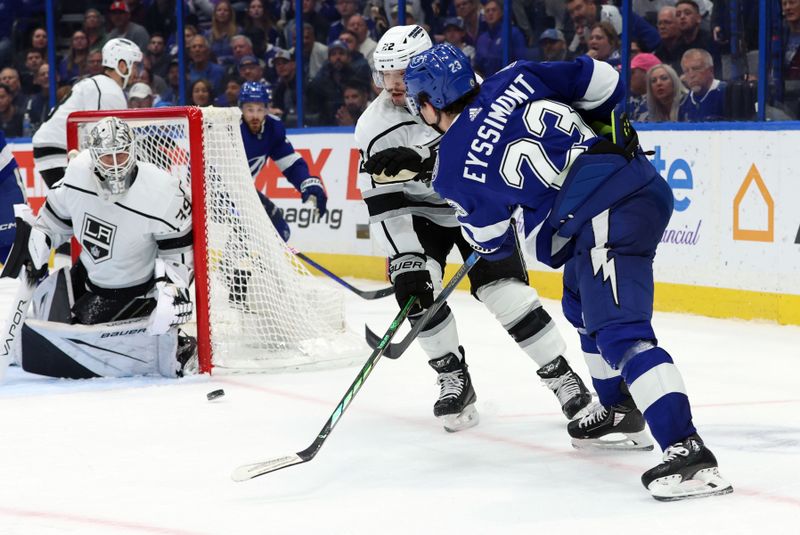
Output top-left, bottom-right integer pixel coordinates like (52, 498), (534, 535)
(590, 210), (619, 306)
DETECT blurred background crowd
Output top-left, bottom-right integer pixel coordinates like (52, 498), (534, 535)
(0, 0), (795, 135)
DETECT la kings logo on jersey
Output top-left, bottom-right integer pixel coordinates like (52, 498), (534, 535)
(81, 214), (117, 263)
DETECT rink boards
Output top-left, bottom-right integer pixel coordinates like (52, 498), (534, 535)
(8, 122), (800, 325)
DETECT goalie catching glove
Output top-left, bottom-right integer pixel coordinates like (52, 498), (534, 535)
(299, 177), (328, 216)
(364, 146), (437, 184)
(389, 253), (434, 318)
(147, 258), (193, 335)
(0, 204), (50, 283)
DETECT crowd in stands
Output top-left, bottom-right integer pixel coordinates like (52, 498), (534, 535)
(0, 0), (797, 134)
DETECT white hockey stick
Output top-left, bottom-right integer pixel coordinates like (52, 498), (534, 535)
(0, 270), (35, 381)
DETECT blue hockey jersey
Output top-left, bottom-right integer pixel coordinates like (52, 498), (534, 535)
(240, 116), (310, 189)
(433, 57), (654, 266)
(1, 130), (26, 262)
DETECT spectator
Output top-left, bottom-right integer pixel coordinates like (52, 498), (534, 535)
(643, 63), (686, 122)
(190, 78), (214, 107)
(675, 0), (720, 76)
(243, 0), (282, 57)
(336, 30), (370, 75)
(587, 21), (621, 67)
(214, 75), (243, 106)
(383, 0), (425, 26)
(329, 0), (361, 43)
(238, 55), (268, 84)
(539, 29), (567, 61)
(474, 0), (527, 77)
(0, 2), (12, 69)
(188, 35), (226, 94)
(389, 4), (416, 26)
(335, 78), (370, 125)
(653, 6), (682, 72)
(58, 31), (90, 84)
(146, 33), (171, 79)
(83, 8), (108, 51)
(204, 0), (240, 66)
(454, 0), (485, 46)
(679, 48), (725, 121)
(20, 49), (44, 95)
(783, 0), (800, 79)
(107, 0), (150, 53)
(633, 0), (675, 25)
(288, 0), (330, 45)
(87, 49), (104, 76)
(127, 0), (149, 26)
(443, 17), (476, 63)
(365, 0), (390, 39)
(566, 0), (660, 56)
(271, 49), (301, 123)
(160, 59), (181, 104)
(307, 40), (369, 124)
(0, 68), (28, 110)
(296, 23), (330, 80)
(170, 24), (199, 57)
(144, 0), (178, 44)
(346, 15), (377, 69)
(228, 35), (254, 77)
(629, 52), (660, 120)
(128, 82), (154, 108)
(25, 63), (52, 130)
(0, 84), (23, 137)
(29, 27), (49, 59)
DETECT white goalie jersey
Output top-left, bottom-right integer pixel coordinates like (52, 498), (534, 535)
(35, 150), (193, 291)
(354, 90), (459, 257)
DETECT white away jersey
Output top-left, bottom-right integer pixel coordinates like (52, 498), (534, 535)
(32, 75), (127, 170)
(36, 151), (193, 290)
(354, 91), (458, 257)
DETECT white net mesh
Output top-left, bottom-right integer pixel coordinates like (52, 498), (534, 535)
(72, 107), (365, 373)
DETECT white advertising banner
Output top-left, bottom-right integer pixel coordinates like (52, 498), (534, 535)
(9, 126), (800, 297)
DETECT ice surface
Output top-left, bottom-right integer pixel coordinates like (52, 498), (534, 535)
(0, 276), (798, 534)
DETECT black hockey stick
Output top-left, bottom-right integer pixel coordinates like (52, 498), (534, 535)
(364, 252), (479, 360)
(291, 248), (395, 300)
(231, 295), (417, 482)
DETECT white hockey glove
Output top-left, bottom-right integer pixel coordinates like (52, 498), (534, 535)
(0, 204), (51, 282)
(147, 258), (193, 335)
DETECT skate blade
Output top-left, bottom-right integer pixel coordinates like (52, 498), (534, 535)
(441, 404), (479, 433)
(649, 467), (734, 502)
(571, 431), (654, 451)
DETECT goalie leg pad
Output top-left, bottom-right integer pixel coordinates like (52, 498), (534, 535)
(20, 318), (180, 378)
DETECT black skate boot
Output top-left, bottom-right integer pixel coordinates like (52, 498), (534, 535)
(176, 332), (198, 377)
(428, 348), (479, 433)
(568, 397), (654, 450)
(641, 434), (733, 501)
(536, 356), (592, 420)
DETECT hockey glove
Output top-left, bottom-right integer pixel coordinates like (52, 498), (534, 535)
(364, 146), (437, 184)
(147, 258), (194, 335)
(389, 253), (434, 317)
(0, 204), (50, 283)
(300, 177), (328, 216)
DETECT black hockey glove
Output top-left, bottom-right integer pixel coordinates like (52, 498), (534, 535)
(364, 146), (436, 183)
(389, 253), (434, 316)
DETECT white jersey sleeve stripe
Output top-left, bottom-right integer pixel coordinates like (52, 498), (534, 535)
(572, 59), (619, 111)
(274, 153), (301, 171)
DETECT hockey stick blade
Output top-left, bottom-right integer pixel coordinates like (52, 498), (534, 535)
(363, 252), (480, 360)
(231, 297), (417, 482)
(292, 249), (394, 300)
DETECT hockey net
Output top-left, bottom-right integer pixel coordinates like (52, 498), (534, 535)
(66, 106), (364, 373)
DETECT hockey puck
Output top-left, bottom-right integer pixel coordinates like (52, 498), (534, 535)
(207, 389), (225, 401)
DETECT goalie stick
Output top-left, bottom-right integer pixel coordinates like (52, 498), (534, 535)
(231, 253), (479, 481)
(363, 252), (480, 360)
(231, 295), (416, 482)
(291, 248), (394, 300)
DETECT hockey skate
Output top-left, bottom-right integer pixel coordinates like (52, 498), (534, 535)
(428, 349), (479, 433)
(536, 356), (592, 419)
(176, 332), (198, 377)
(642, 434), (733, 501)
(567, 398), (654, 451)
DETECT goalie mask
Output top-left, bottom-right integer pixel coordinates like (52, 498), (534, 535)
(88, 117), (137, 195)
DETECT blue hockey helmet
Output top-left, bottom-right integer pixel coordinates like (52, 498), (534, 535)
(404, 43), (476, 116)
(238, 80), (272, 107)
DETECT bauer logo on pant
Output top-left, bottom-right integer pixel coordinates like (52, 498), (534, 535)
(81, 214), (117, 263)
